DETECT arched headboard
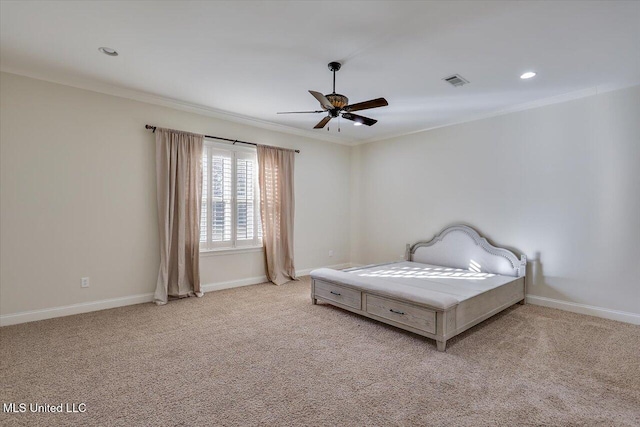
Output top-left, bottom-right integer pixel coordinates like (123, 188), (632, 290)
(406, 225), (526, 277)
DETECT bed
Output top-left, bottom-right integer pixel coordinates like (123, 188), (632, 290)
(310, 224), (527, 351)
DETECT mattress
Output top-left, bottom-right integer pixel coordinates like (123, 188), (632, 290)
(310, 261), (518, 310)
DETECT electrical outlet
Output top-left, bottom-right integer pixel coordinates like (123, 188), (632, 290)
(328, 250), (334, 257)
(81, 277), (90, 288)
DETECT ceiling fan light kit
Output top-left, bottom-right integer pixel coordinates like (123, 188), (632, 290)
(277, 61), (388, 130)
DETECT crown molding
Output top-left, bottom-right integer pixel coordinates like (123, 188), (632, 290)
(0, 66), (355, 146)
(3, 66), (637, 148)
(353, 81), (640, 146)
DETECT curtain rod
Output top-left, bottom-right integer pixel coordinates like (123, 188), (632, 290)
(144, 125), (300, 153)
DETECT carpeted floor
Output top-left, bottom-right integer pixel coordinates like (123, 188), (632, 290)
(1, 277), (639, 427)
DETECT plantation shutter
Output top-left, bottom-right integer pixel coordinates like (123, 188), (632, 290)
(200, 142), (260, 250)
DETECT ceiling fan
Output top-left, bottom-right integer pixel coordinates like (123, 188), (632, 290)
(277, 62), (388, 130)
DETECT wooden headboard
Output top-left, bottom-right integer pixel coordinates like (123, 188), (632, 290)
(406, 225), (526, 277)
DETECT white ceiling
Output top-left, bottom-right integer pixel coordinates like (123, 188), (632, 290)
(1, 1), (639, 145)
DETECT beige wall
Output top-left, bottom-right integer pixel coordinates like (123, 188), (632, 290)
(351, 85), (640, 315)
(0, 72), (351, 316)
(2, 71), (639, 322)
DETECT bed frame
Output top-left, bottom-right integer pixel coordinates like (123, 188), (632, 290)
(311, 225), (527, 351)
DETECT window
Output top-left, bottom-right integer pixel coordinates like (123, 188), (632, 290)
(200, 141), (261, 251)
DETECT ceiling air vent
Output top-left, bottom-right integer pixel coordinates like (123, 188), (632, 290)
(443, 74), (469, 87)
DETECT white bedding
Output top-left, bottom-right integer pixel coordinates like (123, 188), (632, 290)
(311, 261), (518, 310)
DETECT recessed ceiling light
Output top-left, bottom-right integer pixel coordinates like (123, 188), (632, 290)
(520, 71), (536, 79)
(98, 47), (118, 57)
(353, 121), (363, 126)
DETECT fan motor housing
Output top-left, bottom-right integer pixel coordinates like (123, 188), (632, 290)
(326, 93), (348, 110)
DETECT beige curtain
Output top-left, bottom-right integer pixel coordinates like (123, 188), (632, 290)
(257, 145), (297, 285)
(154, 128), (204, 305)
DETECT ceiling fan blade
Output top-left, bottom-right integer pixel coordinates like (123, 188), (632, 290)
(314, 116), (332, 129)
(277, 110), (324, 114)
(309, 90), (334, 110)
(344, 97), (388, 112)
(341, 113), (378, 126)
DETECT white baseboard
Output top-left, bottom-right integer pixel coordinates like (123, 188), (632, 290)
(0, 293), (155, 327)
(296, 263), (352, 276)
(0, 263), (354, 327)
(200, 275), (268, 293)
(13, 266), (636, 327)
(526, 294), (640, 325)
